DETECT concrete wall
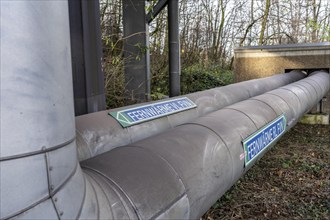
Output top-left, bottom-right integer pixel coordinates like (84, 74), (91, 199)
(234, 43), (330, 82)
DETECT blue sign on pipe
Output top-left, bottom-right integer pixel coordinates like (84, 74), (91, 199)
(243, 114), (287, 166)
(109, 97), (197, 127)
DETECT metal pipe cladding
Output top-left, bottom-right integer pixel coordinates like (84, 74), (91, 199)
(1, 1), (330, 219)
(81, 71), (329, 219)
(76, 71), (305, 161)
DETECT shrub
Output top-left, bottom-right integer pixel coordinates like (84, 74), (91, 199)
(181, 64), (233, 94)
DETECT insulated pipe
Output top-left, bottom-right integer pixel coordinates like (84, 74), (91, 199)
(1, 2), (329, 220)
(81, 71), (329, 219)
(76, 71), (305, 161)
(0, 2), (113, 219)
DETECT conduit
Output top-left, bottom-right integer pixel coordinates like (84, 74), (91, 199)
(1, 1), (329, 220)
(76, 72), (305, 161)
(80, 71), (329, 219)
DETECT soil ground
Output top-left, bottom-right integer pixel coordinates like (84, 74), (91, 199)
(203, 92), (330, 220)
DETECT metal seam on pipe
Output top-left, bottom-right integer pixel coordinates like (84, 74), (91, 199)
(2, 195), (50, 220)
(296, 81), (319, 98)
(290, 84), (314, 113)
(179, 122), (237, 185)
(248, 98), (279, 116)
(83, 171), (115, 219)
(85, 170), (137, 219)
(83, 154), (186, 220)
(248, 96), (294, 127)
(279, 88), (304, 112)
(291, 84), (313, 109)
(74, 175), (87, 220)
(87, 172), (118, 218)
(295, 81), (319, 101)
(303, 78), (323, 97)
(265, 93), (296, 126)
(45, 153), (52, 195)
(85, 175), (101, 219)
(100, 178), (136, 219)
(223, 107), (259, 129)
(81, 166), (141, 219)
(0, 137), (76, 162)
(50, 197), (61, 220)
(82, 143), (188, 219)
(264, 93), (293, 115)
(198, 106), (277, 174)
(300, 77), (327, 101)
(129, 145), (188, 189)
(151, 193), (187, 219)
(50, 161), (79, 196)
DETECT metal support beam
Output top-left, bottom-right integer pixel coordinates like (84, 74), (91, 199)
(68, 0), (106, 116)
(123, 0), (150, 104)
(311, 97), (326, 113)
(168, 0), (181, 97)
(146, 0), (168, 24)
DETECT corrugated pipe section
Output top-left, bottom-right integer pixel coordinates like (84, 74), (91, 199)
(1, 1), (329, 220)
(76, 72), (305, 161)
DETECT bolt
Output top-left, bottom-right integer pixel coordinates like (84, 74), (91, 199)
(54, 198), (58, 202)
(41, 146), (46, 151)
(49, 166), (53, 171)
(50, 185), (54, 190)
(60, 212), (64, 216)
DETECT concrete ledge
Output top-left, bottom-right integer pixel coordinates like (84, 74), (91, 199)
(299, 114), (329, 125)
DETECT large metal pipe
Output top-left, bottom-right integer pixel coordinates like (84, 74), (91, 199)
(2, 1), (329, 220)
(81, 71), (329, 219)
(0, 2), (109, 219)
(76, 71), (305, 161)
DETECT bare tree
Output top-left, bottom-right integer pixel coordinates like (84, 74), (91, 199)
(259, 0), (271, 45)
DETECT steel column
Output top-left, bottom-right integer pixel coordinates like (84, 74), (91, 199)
(68, 0), (105, 116)
(123, 0), (150, 104)
(168, 0), (181, 97)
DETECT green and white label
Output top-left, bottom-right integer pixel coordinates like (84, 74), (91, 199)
(243, 114), (287, 166)
(109, 97), (197, 127)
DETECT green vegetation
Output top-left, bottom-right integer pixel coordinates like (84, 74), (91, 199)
(103, 53), (126, 109)
(150, 63), (234, 101)
(100, 0), (330, 109)
(181, 64), (233, 94)
(103, 46), (234, 108)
